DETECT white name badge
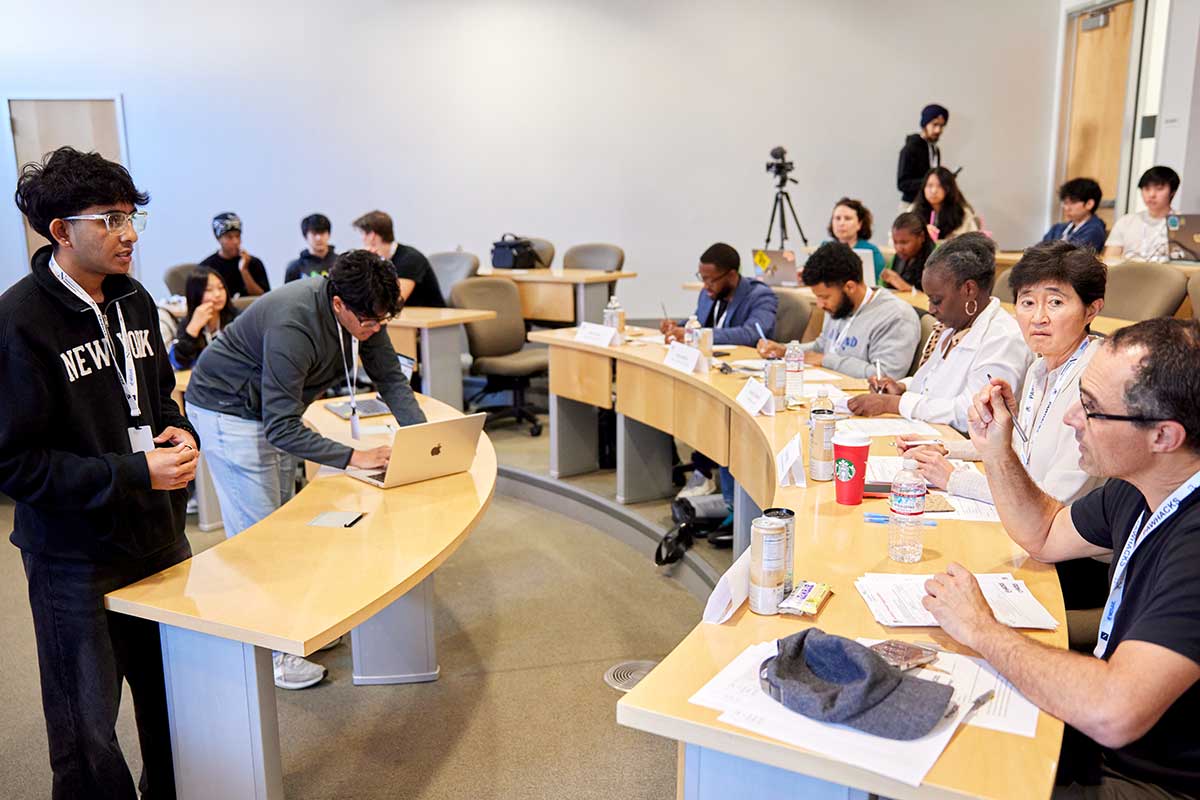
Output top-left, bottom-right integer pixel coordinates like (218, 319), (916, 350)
(664, 342), (702, 374)
(775, 433), (807, 487)
(575, 321), (618, 347)
(736, 377), (774, 417)
(128, 425), (155, 454)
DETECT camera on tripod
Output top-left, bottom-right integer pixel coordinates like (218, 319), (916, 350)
(765, 146), (794, 182)
(762, 145), (807, 249)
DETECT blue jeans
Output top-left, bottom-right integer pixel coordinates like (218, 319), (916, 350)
(23, 539), (191, 800)
(187, 406), (298, 538)
(690, 451), (735, 508)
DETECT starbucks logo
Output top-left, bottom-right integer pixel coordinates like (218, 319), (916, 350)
(835, 457), (856, 482)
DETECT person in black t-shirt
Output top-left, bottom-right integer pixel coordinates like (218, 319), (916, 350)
(922, 318), (1200, 799)
(200, 211), (270, 297)
(352, 209), (445, 308)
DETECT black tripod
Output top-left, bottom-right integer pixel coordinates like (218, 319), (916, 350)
(764, 175), (808, 251)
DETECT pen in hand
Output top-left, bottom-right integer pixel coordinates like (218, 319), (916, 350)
(985, 373), (1029, 443)
(873, 359), (882, 392)
(755, 322), (767, 345)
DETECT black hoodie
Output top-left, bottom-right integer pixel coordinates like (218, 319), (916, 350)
(284, 246), (338, 283)
(897, 133), (940, 203)
(0, 246), (197, 561)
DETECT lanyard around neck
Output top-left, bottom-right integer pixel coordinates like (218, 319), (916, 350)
(339, 331), (361, 439)
(832, 287), (874, 349)
(50, 256), (140, 419)
(1020, 337), (1092, 466)
(1094, 468), (1200, 658)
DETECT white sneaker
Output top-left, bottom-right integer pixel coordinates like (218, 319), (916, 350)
(676, 470), (717, 499)
(273, 652), (327, 690)
(317, 635), (342, 652)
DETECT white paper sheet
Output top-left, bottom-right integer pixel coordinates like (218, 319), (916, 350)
(936, 493), (1002, 522)
(854, 573), (1058, 630)
(838, 418), (940, 437)
(866, 456), (977, 485)
(799, 368), (842, 382)
(702, 550), (751, 624)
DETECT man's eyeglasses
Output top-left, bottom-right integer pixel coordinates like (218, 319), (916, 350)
(694, 269), (732, 286)
(1078, 385), (1171, 424)
(352, 310), (393, 328)
(63, 211), (148, 234)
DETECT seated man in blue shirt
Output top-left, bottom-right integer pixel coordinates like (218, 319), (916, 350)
(1042, 178), (1108, 252)
(661, 242), (777, 347)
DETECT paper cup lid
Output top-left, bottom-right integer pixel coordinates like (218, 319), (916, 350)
(831, 429), (871, 447)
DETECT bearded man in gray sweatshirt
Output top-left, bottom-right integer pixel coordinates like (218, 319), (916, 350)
(758, 241), (921, 379)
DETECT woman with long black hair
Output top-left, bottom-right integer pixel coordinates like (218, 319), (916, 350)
(909, 166), (979, 242)
(170, 266), (238, 369)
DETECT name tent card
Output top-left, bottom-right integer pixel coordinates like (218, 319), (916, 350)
(575, 322), (618, 347)
(664, 342), (702, 374)
(776, 433), (806, 487)
(736, 378), (774, 417)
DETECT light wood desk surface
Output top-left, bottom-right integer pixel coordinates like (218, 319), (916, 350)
(106, 393), (497, 656)
(528, 327), (1066, 799)
(488, 267), (637, 284)
(387, 306), (496, 329)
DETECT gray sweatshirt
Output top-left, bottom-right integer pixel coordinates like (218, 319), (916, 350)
(802, 288), (921, 379)
(185, 277), (425, 467)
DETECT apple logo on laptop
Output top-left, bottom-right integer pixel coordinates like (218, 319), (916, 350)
(431, 443), (442, 456)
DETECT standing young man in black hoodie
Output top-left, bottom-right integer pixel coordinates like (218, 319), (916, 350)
(897, 103), (949, 205)
(0, 147), (199, 799)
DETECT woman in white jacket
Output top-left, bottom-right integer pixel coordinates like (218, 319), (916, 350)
(848, 232), (1031, 434)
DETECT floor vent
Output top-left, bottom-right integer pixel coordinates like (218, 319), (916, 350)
(604, 660), (658, 692)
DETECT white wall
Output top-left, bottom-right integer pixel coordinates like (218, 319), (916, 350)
(0, 0), (1060, 317)
(1157, 0), (1200, 210)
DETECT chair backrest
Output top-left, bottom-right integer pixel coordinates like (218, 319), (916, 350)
(231, 295), (258, 312)
(908, 312), (939, 377)
(525, 237), (555, 269)
(164, 263), (197, 296)
(429, 251), (481, 303)
(1102, 261), (1188, 321)
(448, 277), (528, 358)
(1188, 272), (1200, 321)
(773, 290), (812, 344)
(992, 266), (1015, 304)
(563, 243), (624, 272)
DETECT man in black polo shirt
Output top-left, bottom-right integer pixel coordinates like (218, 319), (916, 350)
(353, 209), (445, 307)
(923, 318), (1200, 798)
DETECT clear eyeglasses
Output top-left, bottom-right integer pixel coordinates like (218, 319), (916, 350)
(63, 210), (149, 234)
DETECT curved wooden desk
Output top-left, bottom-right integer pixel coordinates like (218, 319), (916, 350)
(106, 393), (497, 800)
(527, 327), (1066, 800)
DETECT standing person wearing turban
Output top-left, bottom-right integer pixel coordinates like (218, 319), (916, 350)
(897, 104), (949, 206)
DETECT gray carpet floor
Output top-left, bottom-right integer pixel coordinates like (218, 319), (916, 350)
(0, 482), (700, 798)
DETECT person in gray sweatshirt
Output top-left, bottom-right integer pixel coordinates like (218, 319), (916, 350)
(758, 241), (921, 379)
(185, 249), (425, 689)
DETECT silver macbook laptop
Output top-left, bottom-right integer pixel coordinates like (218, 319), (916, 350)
(345, 413), (486, 488)
(1167, 213), (1200, 261)
(752, 249), (805, 286)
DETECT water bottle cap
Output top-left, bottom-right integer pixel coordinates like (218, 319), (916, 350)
(788, 340), (800, 346)
(817, 385), (829, 396)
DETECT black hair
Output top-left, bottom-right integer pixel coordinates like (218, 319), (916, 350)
(827, 197), (873, 241)
(912, 166), (967, 240)
(182, 267), (238, 330)
(328, 249), (403, 319)
(301, 213), (331, 237)
(352, 210), (394, 243)
(1107, 318), (1200, 452)
(699, 242), (739, 273)
(14, 146), (149, 242)
(891, 211), (928, 241)
(800, 241), (867, 287)
(1008, 240), (1106, 306)
(924, 231), (996, 293)
(1058, 178), (1103, 212)
(1137, 165), (1180, 197)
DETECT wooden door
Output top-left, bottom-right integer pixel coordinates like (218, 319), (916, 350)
(1061, 1), (1135, 228)
(8, 99), (124, 260)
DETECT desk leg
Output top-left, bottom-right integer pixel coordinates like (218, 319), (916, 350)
(732, 482), (761, 558)
(616, 413), (675, 504)
(160, 625), (283, 800)
(574, 282), (609, 324)
(550, 394), (599, 478)
(681, 743), (868, 799)
(195, 452), (223, 532)
(351, 574), (439, 685)
(419, 325), (464, 411)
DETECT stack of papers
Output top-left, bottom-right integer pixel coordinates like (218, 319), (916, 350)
(855, 573), (1059, 630)
(866, 456), (977, 484)
(838, 418), (939, 437)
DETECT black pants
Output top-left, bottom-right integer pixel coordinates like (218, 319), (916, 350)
(23, 539), (191, 800)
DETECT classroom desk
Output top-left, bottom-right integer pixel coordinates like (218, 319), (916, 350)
(105, 393), (497, 800)
(386, 306), (497, 410)
(487, 267), (636, 323)
(528, 327), (1066, 799)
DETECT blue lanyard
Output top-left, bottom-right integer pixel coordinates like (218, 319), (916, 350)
(1094, 468), (1200, 657)
(1020, 337), (1092, 466)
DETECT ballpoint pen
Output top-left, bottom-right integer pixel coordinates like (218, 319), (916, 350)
(874, 359), (882, 392)
(755, 322), (767, 343)
(863, 514), (938, 527)
(985, 373), (1029, 443)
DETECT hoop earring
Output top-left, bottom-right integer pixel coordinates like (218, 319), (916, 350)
(964, 299), (978, 316)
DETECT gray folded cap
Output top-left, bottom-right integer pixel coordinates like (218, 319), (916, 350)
(759, 628), (954, 740)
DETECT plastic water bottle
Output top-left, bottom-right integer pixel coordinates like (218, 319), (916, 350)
(784, 340), (804, 402)
(683, 315), (702, 349)
(888, 458), (927, 563)
(602, 297), (624, 344)
(809, 386), (835, 481)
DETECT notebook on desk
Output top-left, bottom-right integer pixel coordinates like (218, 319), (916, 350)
(345, 413), (486, 489)
(325, 397), (391, 420)
(1167, 213), (1200, 261)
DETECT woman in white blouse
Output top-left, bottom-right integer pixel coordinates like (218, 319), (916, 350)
(847, 233), (1031, 434)
(898, 240), (1107, 507)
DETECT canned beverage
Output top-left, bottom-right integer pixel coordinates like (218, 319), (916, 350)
(695, 327), (713, 372)
(749, 516), (788, 615)
(764, 507), (795, 594)
(762, 360), (786, 411)
(809, 410), (836, 481)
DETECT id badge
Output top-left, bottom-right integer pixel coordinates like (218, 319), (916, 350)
(128, 425), (154, 454)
